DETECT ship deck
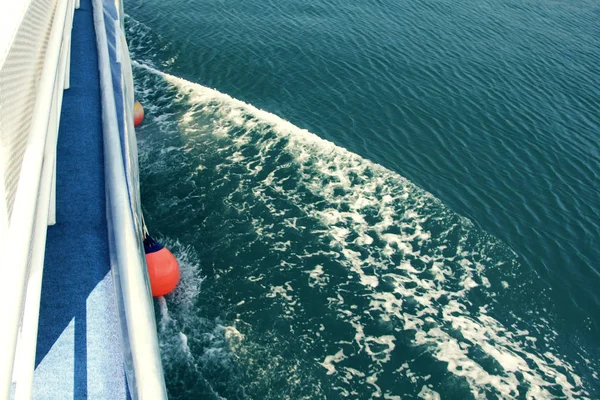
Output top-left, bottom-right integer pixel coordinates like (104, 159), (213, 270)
(32, 0), (127, 397)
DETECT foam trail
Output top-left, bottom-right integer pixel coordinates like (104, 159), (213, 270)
(151, 243), (236, 400)
(132, 59), (594, 399)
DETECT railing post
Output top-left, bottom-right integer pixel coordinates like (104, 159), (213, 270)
(50, 0), (74, 226)
(64, 44), (70, 90)
(48, 162), (56, 226)
(47, 88), (59, 226)
(63, 0), (74, 90)
(0, 163), (8, 254)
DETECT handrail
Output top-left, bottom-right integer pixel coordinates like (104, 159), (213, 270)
(0, 0), (73, 397)
(92, 0), (168, 397)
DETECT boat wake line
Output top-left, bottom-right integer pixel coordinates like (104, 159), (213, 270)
(128, 39), (595, 399)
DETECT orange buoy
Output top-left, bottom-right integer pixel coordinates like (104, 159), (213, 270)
(144, 235), (180, 297)
(134, 100), (145, 127)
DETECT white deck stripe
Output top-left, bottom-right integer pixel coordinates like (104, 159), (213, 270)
(32, 319), (75, 399)
(32, 272), (126, 399)
(86, 272), (126, 399)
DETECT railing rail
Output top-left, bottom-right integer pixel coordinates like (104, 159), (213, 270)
(0, 0), (75, 397)
(92, 0), (168, 397)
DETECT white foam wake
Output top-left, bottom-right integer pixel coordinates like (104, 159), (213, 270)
(133, 61), (590, 399)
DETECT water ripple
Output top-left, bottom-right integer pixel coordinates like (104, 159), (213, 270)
(124, 0), (600, 394)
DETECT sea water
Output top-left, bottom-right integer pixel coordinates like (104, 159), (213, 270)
(123, 0), (599, 398)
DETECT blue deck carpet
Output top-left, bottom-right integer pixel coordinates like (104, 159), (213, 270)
(33, 0), (126, 398)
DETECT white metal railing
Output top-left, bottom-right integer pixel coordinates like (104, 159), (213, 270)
(92, 0), (168, 397)
(0, 0), (76, 398)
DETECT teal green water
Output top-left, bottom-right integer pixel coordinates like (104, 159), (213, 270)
(124, 0), (599, 398)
